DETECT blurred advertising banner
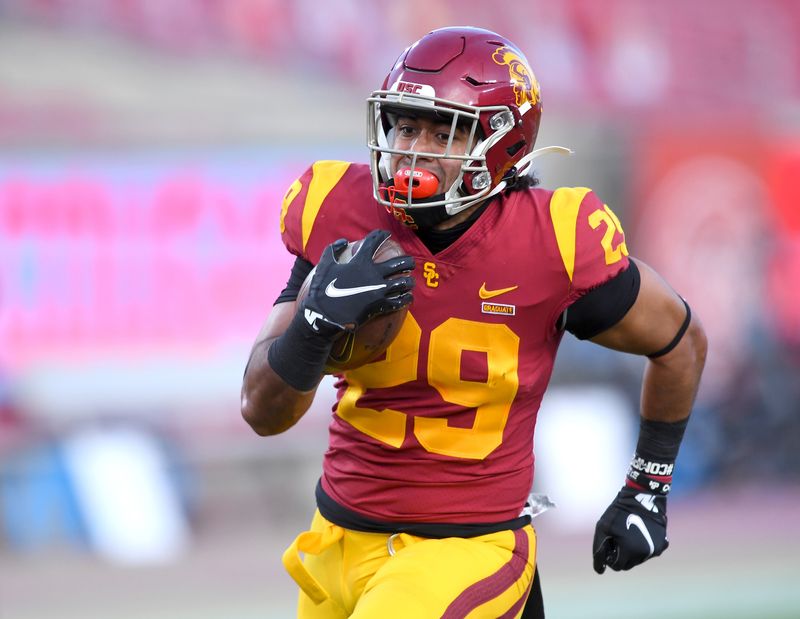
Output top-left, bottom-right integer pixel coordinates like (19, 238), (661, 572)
(764, 148), (800, 347)
(630, 128), (800, 399)
(0, 153), (298, 373)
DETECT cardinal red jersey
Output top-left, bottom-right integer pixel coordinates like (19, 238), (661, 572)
(279, 160), (630, 524)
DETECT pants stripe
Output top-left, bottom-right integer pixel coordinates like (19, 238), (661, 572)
(497, 571), (534, 619)
(441, 528), (530, 618)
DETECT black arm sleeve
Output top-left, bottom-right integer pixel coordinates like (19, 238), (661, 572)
(563, 259), (641, 339)
(273, 255), (314, 305)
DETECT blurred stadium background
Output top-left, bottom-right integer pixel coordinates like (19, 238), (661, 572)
(1, 1), (799, 617)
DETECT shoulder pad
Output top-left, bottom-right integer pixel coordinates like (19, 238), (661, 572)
(548, 187), (629, 289)
(279, 161), (352, 257)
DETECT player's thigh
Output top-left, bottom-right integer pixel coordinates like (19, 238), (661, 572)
(292, 511), (346, 619)
(294, 512), (388, 619)
(297, 589), (347, 619)
(351, 525), (536, 619)
(296, 545), (350, 619)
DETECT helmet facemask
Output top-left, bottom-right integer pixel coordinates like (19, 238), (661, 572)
(367, 90), (519, 222)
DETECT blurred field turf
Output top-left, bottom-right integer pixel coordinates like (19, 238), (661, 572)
(1, 486), (798, 619)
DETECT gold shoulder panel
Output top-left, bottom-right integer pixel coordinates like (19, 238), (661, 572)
(302, 161), (351, 251)
(549, 187), (591, 282)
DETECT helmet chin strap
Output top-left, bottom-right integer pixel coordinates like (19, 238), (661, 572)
(521, 145), (574, 168)
(437, 145), (573, 215)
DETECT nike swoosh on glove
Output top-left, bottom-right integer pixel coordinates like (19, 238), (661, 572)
(592, 487), (669, 574)
(302, 229), (414, 335)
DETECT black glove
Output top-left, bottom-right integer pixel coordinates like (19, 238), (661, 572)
(592, 487), (668, 574)
(301, 229), (414, 336)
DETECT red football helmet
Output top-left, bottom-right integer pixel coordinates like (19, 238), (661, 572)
(368, 27), (545, 218)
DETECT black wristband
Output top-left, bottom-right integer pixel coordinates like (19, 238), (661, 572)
(267, 311), (335, 391)
(626, 454), (674, 495)
(636, 416), (689, 462)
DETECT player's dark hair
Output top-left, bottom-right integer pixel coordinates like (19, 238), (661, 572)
(504, 174), (540, 194)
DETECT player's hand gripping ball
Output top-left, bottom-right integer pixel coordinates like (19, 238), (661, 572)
(297, 230), (414, 373)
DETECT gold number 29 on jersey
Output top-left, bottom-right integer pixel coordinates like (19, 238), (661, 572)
(589, 204), (629, 265)
(336, 313), (520, 460)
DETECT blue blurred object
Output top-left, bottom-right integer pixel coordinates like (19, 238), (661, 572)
(0, 440), (87, 550)
(0, 427), (191, 563)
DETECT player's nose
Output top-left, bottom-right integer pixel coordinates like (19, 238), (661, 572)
(408, 129), (437, 156)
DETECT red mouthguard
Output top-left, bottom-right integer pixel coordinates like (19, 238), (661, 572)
(393, 167), (438, 199)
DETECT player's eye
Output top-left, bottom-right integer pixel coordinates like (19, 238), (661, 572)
(396, 125), (418, 138)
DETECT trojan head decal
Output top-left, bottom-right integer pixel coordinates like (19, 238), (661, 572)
(492, 46), (540, 108)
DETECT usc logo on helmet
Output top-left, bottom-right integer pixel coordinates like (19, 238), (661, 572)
(491, 46), (540, 108)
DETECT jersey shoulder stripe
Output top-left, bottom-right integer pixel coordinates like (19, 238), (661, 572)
(302, 161), (351, 251)
(279, 160), (352, 253)
(548, 186), (592, 282)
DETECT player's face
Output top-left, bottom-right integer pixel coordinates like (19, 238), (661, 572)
(390, 115), (470, 194)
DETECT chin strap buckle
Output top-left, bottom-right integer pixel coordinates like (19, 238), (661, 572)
(379, 184), (418, 229)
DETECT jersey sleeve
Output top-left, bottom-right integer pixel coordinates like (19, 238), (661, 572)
(548, 187), (630, 307)
(273, 255), (314, 305)
(278, 160), (354, 262)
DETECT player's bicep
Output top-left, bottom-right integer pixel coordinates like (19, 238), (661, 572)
(588, 258), (686, 355)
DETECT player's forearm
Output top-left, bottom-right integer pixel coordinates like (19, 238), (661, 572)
(241, 338), (318, 436)
(640, 316), (707, 423)
(593, 315), (706, 573)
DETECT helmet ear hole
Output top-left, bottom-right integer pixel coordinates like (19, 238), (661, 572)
(506, 140), (526, 157)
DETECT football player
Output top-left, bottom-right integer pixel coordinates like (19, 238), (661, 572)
(242, 27), (707, 618)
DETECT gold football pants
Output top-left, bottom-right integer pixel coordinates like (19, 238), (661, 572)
(283, 510), (536, 618)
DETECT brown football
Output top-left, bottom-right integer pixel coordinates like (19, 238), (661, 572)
(297, 235), (411, 373)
